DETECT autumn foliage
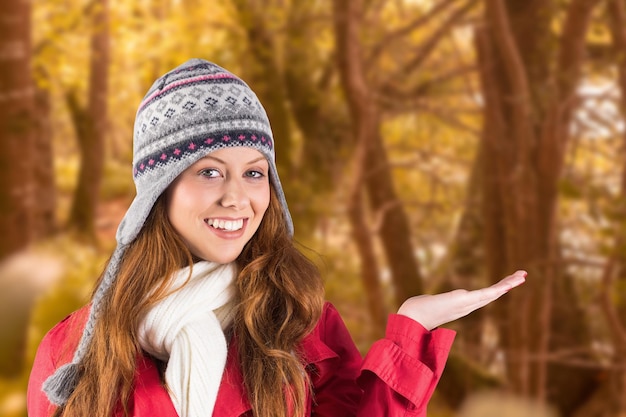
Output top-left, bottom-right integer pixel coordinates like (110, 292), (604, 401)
(1, 1), (626, 416)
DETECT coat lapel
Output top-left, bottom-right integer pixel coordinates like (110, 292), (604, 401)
(213, 338), (252, 416)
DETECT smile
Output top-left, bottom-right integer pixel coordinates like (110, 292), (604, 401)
(205, 218), (245, 231)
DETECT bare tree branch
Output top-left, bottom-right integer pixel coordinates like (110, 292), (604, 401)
(599, 256), (626, 346)
(377, 63), (477, 103)
(378, 0), (478, 86)
(366, 0), (459, 65)
(376, 98), (482, 135)
(484, 0), (531, 127)
(598, 6), (626, 412)
(556, 0), (603, 101)
(333, 0), (387, 338)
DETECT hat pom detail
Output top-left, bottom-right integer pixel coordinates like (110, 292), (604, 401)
(42, 362), (80, 406)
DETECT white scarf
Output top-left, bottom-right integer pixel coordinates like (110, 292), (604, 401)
(137, 261), (236, 417)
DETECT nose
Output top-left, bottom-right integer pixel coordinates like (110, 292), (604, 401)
(219, 177), (249, 209)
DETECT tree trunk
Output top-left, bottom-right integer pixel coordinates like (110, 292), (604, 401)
(33, 83), (57, 238)
(333, 0), (424, 311)
(363, 130), (424, 306)
(332, 0), (389, 334)
(437, 145), (490, 380)
(282, 1), (354, 236)
(67, 0), (109, 240)
(585, 1), (626, 414)
(0, 0), (35, 377)
(0, 0), (35, 259)
(347, 185), (387, 340)
(477, 0), (603, 413)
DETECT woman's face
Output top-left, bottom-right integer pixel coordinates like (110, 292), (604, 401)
(166, 147), (271, 264)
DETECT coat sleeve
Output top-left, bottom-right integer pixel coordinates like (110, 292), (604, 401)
(357, 314), (456, 416)
(310, 303), (455, 417)
(27, 308), (88, 417)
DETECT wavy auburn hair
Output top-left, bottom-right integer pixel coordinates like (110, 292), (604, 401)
(235, 188), (325, 417)
(54, 187), (325, 417)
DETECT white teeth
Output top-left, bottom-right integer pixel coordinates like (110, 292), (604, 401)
(206, 218), (244, 231)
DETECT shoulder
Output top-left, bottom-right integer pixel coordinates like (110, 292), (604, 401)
(300, 302), (361, 364)
(27, 305), (90, 416)
(37, 305), (91, 366)
(307, 302), (350, 342)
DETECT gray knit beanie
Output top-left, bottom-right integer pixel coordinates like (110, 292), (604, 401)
(42, 59), (293, 405)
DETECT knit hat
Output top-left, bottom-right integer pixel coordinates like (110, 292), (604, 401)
(42, 59), (293, 405)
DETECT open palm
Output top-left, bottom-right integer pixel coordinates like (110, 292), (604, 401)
(397, 270), (527, 331)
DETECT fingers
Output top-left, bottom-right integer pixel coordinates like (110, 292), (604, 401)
(471, 270), (527, 308)
(497, 270), (527, 291)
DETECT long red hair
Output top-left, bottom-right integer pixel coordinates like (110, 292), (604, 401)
(54, 187), (324, 417)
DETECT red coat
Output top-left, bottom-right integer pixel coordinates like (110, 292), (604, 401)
(28, 302), (455, 417)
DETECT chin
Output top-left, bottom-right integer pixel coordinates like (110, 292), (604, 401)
(194, 251), (243, 265)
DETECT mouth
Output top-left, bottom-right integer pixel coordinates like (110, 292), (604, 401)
(205, 218), (245, 232)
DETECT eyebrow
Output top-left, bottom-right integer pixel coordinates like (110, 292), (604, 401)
(203, 154), (267, 165)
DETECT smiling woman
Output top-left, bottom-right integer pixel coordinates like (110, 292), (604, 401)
(27, 59), (525, 417)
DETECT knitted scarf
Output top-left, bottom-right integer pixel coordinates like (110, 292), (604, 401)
(137, 261), (236, 417)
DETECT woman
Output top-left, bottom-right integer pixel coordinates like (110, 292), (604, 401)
(27, 59), (526, 417)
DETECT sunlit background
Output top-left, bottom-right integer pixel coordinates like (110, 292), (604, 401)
(1, 0), (625, 416)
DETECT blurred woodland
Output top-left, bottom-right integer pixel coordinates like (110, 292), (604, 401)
(1, 0), (626, 416)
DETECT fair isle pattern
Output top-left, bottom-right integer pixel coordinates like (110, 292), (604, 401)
(133, 66), (272, 162)
(133, 118), (272, 168)
(133, 131), (273, 178)
(132, 62), (275, 180)
(138, 73), (237, 112)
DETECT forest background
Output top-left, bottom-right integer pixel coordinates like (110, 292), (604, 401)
(2, 0), (626, 416)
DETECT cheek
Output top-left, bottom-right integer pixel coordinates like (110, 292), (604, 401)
(247, 186), (270, 224)
(256, 187), (270, 215)
(165, 181), (197, 221)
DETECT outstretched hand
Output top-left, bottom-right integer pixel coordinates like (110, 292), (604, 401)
(397, 270), (527, 331)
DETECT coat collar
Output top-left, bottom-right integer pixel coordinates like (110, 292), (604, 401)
(136, 321), (339, 417)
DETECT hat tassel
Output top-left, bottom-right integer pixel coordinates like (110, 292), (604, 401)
(42, 362), (80, 406)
